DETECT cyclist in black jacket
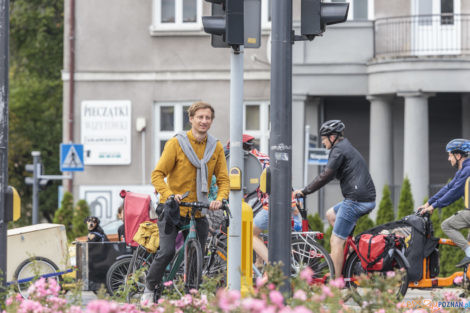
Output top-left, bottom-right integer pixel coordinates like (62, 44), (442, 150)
(294, 120), (376, 277)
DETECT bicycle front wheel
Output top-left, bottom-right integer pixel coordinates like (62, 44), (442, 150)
(291, 236), (335, 284)
(184, 239), (203, 292)
(125, 245), (151, 303)
(343, 250), (408, 299)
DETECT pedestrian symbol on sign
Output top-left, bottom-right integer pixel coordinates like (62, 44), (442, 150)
(60, 144), (84, 172)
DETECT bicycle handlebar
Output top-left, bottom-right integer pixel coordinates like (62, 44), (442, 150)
(167, 193), (232, 218)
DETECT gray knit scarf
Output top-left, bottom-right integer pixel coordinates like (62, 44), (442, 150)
(175, 132), (218, 203)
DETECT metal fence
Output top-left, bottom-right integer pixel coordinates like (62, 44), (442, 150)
(374, 14), (470, 58)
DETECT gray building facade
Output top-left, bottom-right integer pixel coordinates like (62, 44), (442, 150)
(63, 0), (470, 223)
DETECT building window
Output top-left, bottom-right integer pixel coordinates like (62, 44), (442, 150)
(262, 0), (272, 29)
(244, 102), (270, 154)
(152, 0), (202, 31)
(330, 0), (369, 21)
(154, 103), (192, 159)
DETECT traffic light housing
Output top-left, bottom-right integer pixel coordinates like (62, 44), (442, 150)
(203, 0), (244, 48)
(301, 0), (349, 40)
(5, 186), (21, 222)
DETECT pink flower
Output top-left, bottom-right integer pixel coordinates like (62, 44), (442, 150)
(268, 283), (276, 290)
(292, 305), (313, 313)
(217, 289), (241, 312)
(386, 271), (396, 278)
(444, 291), (459, 301)
(163, 280), (173, 287)
(242, 298), (266, 312)
(300, 267), (314, 284)
(293, 290), (307, 301)
(261, 305), (277, 313)
(256, 276), (268, 288)
(374, 309), (386, 313)
(321, 285), (334, 297)
(269, 290), (284, 307)
(5, 297), (13, 306)
(329, 277), (345, 289)
(69, 306), (83, 313)
(454, 275), (463, 285)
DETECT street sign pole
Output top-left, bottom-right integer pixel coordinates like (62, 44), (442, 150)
(32, 151), (40, 224)
(269, 0), (293, 295)
(304, 125), (310, 186)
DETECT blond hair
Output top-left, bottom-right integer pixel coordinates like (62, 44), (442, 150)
(187, 101), (215, 119)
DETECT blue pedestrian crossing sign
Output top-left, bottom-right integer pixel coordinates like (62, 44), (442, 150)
(60, 144), (84, 172)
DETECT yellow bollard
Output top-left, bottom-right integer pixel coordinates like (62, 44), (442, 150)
(240, 199), (253, 296)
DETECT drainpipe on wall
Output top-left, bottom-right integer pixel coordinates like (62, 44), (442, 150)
(67, 0), (75, 192)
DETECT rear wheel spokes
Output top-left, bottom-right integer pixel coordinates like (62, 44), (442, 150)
(291, 236), (335, 284)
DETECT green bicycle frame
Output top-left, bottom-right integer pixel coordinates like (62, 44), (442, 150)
(163, 215), (197, 282)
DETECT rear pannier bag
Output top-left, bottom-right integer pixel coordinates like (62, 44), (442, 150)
(356, 234), (398, 271)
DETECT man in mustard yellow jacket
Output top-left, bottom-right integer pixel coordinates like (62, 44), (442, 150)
(142, 101), (229, 303)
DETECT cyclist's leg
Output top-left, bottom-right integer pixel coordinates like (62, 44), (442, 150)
(442, 210), (470, 252)
(331, 200), (375, 277)
(253, 209), (269, 264)
(195, 216), (209, 254)
(146, 217), (178, 290)
(326, 206), (337, 227)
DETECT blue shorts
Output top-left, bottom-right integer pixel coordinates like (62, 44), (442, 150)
(253, 208), (302, 231)
(253, 209), (269, 230)
(332, 199), (375, 240)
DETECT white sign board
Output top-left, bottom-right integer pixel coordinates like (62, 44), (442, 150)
(81, 100), (131, 165)
(79, 185), (156, 226)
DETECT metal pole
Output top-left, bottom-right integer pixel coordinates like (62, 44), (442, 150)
(141, 130), (146, 185)
(304, 125), (310, 187)
(227, 45), (244, 291)
(269, 0), (292, 295)
(32, 151), (40, 224)
(0, 0), (8, 295)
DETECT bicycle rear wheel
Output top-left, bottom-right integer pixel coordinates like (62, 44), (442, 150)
(125, 245), (151, 303)
(291, 235), (335, 284)
(343, 250), (408, 299)
(184, 239), (203, 292)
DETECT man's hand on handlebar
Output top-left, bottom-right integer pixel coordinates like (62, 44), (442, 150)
(209, 200), (222, 211)
(418, 202), (434, 215)
(173, 194), (183, 203)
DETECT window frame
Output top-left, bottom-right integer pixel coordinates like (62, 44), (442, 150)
(326, 0), (371, 21)
(243, 101), (270, 154)
(153, 102), (193, 161)
(152, 0), (203, 32)
(261, 0), (272, 30)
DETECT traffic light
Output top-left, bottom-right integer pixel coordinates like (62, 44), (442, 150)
(5, 186), (21, 222)
(301, 0), (349, 40)
(25, 161), (52, 189)
(202, 0), (244, 48)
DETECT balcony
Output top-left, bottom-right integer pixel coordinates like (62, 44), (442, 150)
(374, 14), (470, 59)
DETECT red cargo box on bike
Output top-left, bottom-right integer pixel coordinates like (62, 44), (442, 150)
(120, 190), (157, 247)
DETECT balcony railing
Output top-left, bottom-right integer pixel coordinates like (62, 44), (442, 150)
(374, 14), (470, 59)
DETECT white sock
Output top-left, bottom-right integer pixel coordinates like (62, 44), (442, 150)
(465, 246), (470, 258)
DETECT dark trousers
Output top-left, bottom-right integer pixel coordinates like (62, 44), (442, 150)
(145, 215), (208, 290)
